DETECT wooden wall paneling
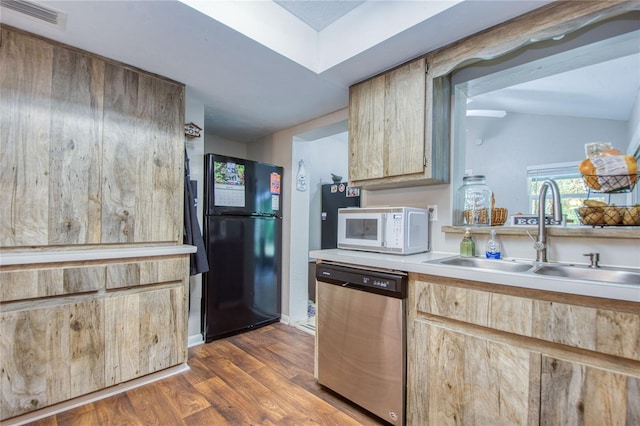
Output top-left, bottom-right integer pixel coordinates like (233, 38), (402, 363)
(383, 57), (425, 177)
(101, 64), (139, 243)
(48, 45), (104, 245)
(0, 29), (53, 247)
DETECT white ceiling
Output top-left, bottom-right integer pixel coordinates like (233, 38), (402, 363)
(8, 0), (622, 143)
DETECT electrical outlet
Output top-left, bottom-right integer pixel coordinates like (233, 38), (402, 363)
(428, 205), (438, 221)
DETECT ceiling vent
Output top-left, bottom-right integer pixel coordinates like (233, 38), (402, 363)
(1, 0), (66, 28)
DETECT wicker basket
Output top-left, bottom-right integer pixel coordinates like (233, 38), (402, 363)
(576, 206), (640, 226)
(463, 207), (508, 226)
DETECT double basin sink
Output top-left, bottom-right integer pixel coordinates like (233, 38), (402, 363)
(426, 256), (640, 285)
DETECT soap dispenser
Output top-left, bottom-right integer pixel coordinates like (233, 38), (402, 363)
(460, 227), (475, 257)
(485, 229), (501, 259)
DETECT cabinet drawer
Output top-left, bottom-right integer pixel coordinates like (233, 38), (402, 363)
(106, 258), (186, 289)
(0, 266), (105, 302)
(413, 278), (533, 336)
(412, 275), (640, 361)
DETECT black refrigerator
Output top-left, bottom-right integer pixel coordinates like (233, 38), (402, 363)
(202, 154), (283, 342)
(321, 182), (360, 249)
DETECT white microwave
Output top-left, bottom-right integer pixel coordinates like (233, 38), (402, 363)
(337, 207), (430, 255)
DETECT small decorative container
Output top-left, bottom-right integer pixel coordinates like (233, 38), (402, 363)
(456, 175), (493, 226)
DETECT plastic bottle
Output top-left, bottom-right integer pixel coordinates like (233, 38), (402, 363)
(485, 229), (501, 259)
(460, 227), (475, 257)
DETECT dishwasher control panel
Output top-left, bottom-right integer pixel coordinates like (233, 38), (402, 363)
(315, 263), (407, 298)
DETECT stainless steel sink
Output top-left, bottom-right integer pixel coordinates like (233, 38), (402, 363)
(427, 256), (534, 273)
(532, 264), (640, 285)
(426, 256), (640, 285)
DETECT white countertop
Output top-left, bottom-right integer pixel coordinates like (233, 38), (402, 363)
(309, 249), (640, 303)
(1, 245), (197, 266)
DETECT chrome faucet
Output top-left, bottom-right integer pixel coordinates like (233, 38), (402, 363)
(534, 179), (563, 263)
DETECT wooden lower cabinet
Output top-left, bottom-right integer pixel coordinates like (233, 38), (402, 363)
(409, 320), (540, 425)
(0, 285), (185, 420)
(540, 356), (640, 425)
(407, 274), (640, 426)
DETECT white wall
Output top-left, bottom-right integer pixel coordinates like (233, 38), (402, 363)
(204, 132), (248, 158)
(250, 108), (349, 324)
(184, 88), (205, 346)
(300, 131), (349, 252)
(465, 112), (628, 215)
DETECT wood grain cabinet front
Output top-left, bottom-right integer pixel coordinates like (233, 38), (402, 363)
(0, 285), (186, 420)
(0, 27), (184, 248)
(348, 57), (449, 189)
(0, 299), (106, 419)
(0, 265), (105, 302)
(407, 274), (640, 426)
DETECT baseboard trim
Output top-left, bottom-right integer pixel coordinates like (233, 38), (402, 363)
(188, 333), (204, 348)
(2, 363), (190, 426)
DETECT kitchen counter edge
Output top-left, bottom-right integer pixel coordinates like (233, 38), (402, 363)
(309, 249), (640, 303)
(1, 245), (197, 266)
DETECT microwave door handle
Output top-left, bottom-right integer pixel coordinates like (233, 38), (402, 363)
(380, 213), (387, 247)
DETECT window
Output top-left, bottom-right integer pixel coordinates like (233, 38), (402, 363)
(527, 162), (609, 225)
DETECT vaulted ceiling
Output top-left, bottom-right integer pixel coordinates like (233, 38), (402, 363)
(1, 0), (590, 142)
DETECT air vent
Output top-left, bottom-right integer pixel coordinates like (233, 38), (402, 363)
(1, 0), (65, 28)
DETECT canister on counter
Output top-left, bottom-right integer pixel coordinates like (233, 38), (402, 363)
(456, 175), (493, 226)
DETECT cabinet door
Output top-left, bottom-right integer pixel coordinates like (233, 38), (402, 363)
(104, 286), (186, 386)
(408, 320), (540, 426)
(540, 355), (640, 425)
(349, 58), (426, 183)
(101, 64), (184, 244)
(0, 300), (105, 420)
(383, 58), (426, 178)
(349, 73), (385, 181)
(1, 28), (53, 247)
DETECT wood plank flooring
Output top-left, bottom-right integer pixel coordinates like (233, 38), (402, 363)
(26, 323), (385, 425)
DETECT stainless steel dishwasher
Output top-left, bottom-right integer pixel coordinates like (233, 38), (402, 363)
(315, 262), (407, 425)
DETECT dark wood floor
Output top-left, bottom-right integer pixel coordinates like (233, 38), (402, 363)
(28, 323), (384, 425)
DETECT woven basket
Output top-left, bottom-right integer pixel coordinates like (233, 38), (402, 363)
(464, 207), (508, 226)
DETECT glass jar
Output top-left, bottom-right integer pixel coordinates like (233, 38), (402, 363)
(456, 175), (493, 226)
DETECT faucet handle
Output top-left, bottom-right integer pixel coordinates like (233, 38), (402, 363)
(526, 231), (545, 251)
(583, 252), (600, 268)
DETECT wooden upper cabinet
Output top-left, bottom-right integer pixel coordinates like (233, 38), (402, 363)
(101, 64), (184, 244)
(348, 56), (449, 189)
(0, 27), (184, 247)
